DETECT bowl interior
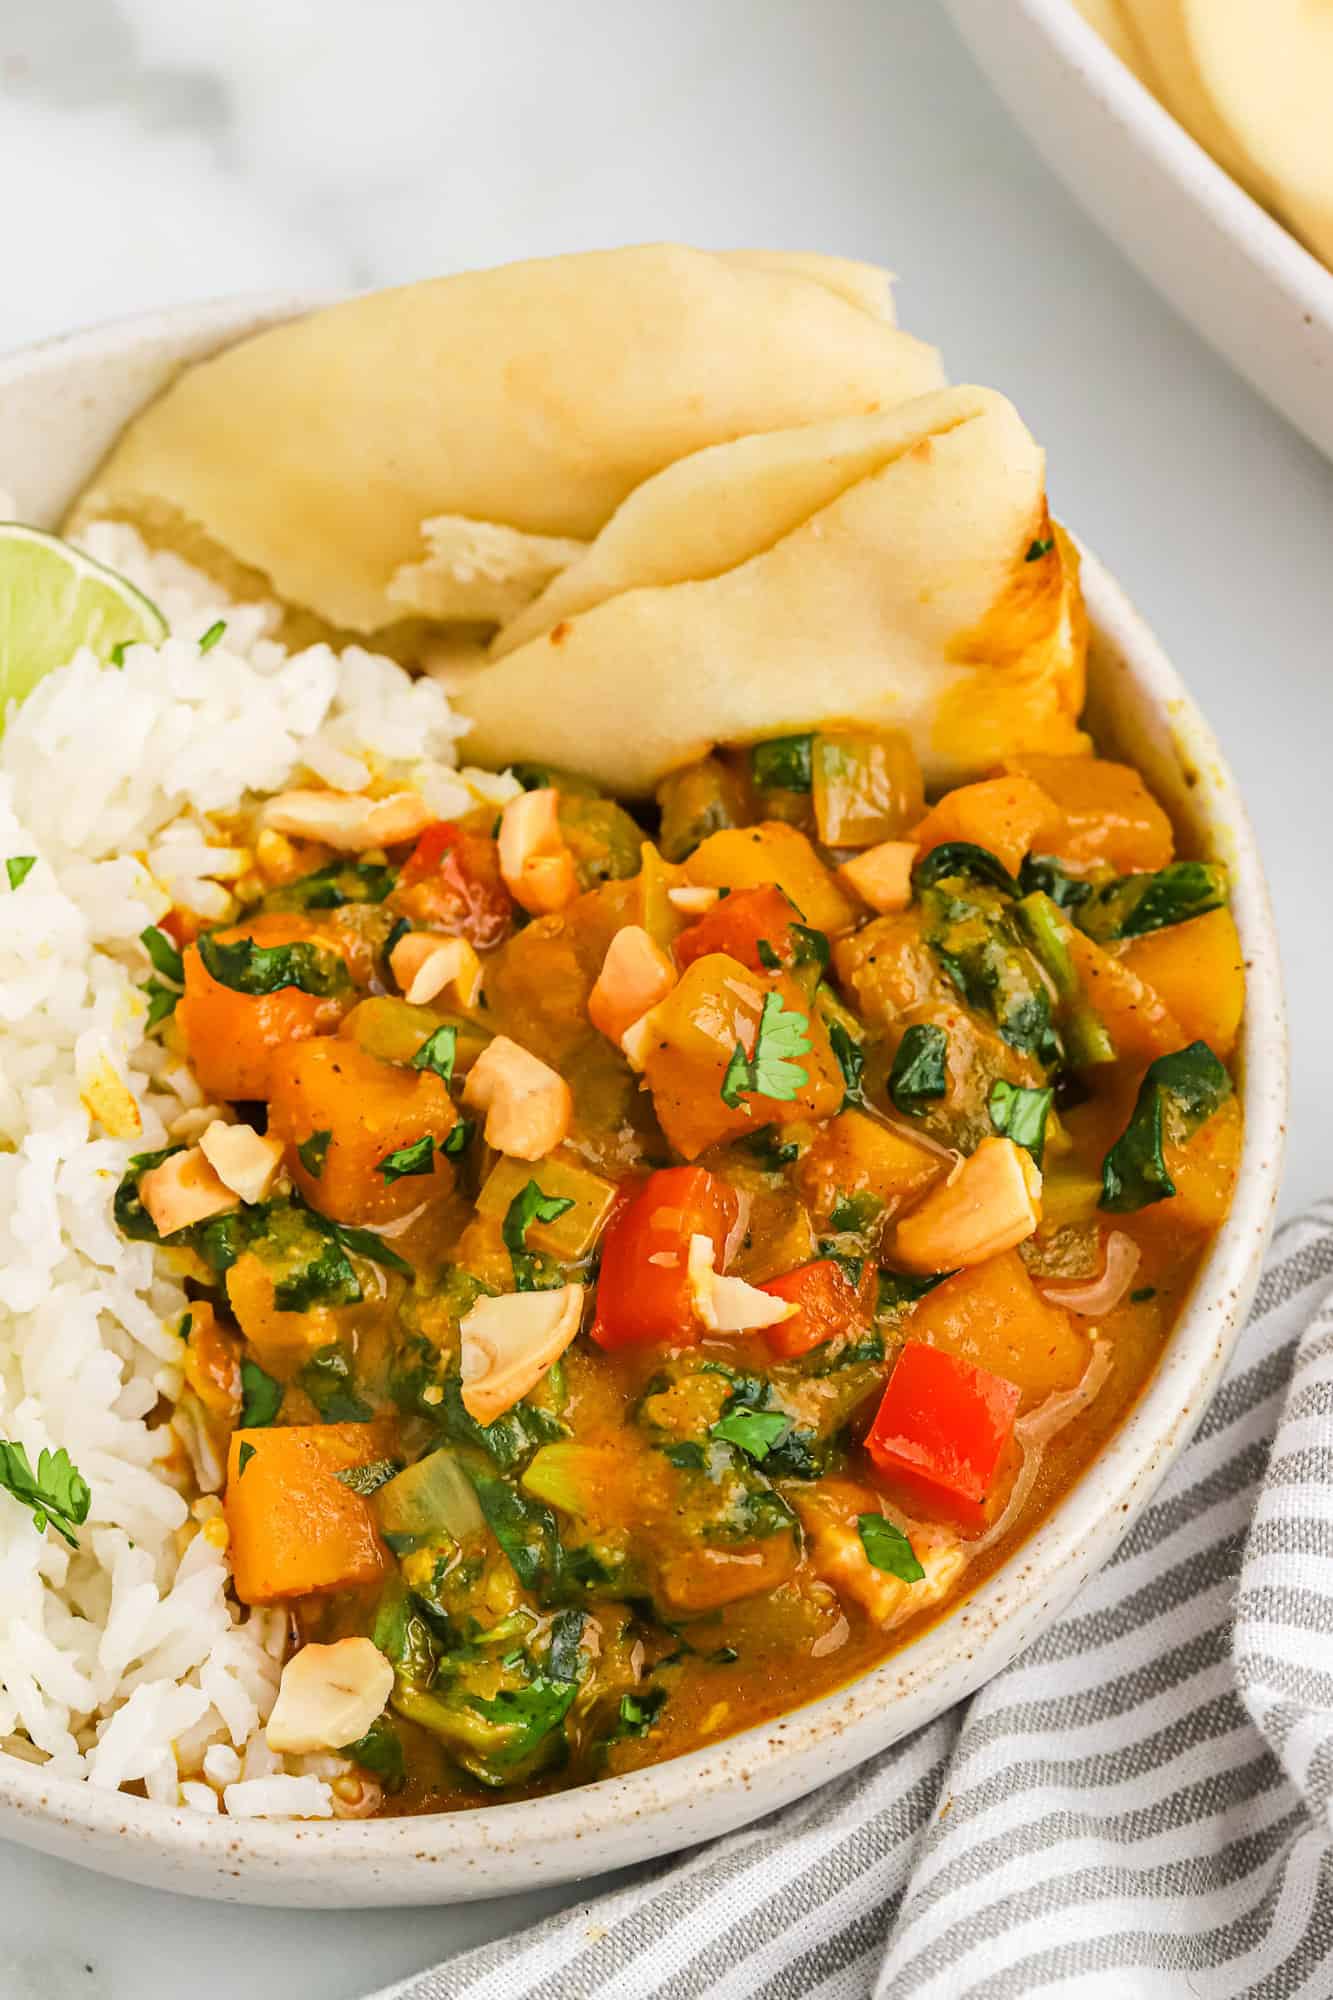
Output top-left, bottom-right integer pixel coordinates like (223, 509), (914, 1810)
(0, 301), (1288, 1905)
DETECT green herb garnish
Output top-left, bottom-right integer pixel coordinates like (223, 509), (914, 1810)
(197, 931), (349, 998)
(721, 990), (811, 1107)
(198, 619), (227, 653)
(1075, 861), (1228, 943)
(1025, 537), (1054, 561)
(442, 1118), (474, 1158)
(710, 1407), (791, 1463)
(889, 1023), (949, 1115)
(376, 1134), (439, 1184)
(411, 1024), (458, 1086)
(503, 1181), (575, 1292)
(0, 1441), (91, 1549)
(139, 923), (185, 984)
(330, 1222), (413, 1277)
(857, 1512), (925, 1582)
(239, 1359), (283, 1428)
(341, 1716), (405, 1791)
(142, 979), (180, 1031)
(5, 856), (36, 892)
(236, 1441), (257, 1480)
(828, 1019), (868, 1109)
(615, 1686), (668, 1738)
(297, 1129), (332, 1179)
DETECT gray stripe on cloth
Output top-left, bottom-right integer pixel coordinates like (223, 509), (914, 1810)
(1251, 1444), (1333, 1489)
(879, 1807), (1311, 1994)
(1234, 1583), (1333, 1631)
(1235, 1655), (1333, 1708)
(1018, 1527), (1246, 1667)
(1249, 1231), (1333, 1318)
(1110, 1438), (1272, 1568)
(1245, 1515), (1333, 1560)
(650, 1761), (950, 2000)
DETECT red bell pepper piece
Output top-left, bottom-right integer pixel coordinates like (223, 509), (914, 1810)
(673, 885), (804, 975)
(393, 822), (512, 947)
(589, 1166), (740, 1350)
(758, 1258), (867, 1360)
(865, 1342), (1020, 1529)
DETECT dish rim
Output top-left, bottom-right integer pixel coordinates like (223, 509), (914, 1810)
(985, 0), (1333, 324)
(0, 296), (1288, 1903)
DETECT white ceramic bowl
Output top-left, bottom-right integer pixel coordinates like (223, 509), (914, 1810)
(0, 300), (1287, 1906)
(944, 0), (1333, 465)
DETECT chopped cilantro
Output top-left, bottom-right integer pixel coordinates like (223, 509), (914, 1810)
(297, 1129), (332, 1179)
(198, 932), (349, 998)
(710, 1407), (791, 1462)
(141, 979), (179, 1031)
(5, 856), (36, 892)
(0, 1440), (91, 1549)
(411, 1024), (458, 1086)
(139, 924), (184, 984)
(615, 1686), (668, 1738)
(442, 1118), (474, 1158)
(827, 1019), (868, 1109)
(197, 619), (227, 653)
(989, 1078), (1054, 1165)
(720, 990), (810, 1107)
(239, 1359), (283, 1428)
(330, 1222), (413, 1277)
(756, 938), (781, 971)
(236, 1441), (257, 1480)
(1025, 537), (1054, 561)
(376, 1134), (439, 1183)
(503, 1180), (575, 1291)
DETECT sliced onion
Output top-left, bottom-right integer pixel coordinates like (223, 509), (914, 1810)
(970, 1337), (1114, 1557)
(1036, 1230), (1141, 1317)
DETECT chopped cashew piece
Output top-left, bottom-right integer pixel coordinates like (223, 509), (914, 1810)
(79, 1055), (142, 1140)
(263, 788), (435, 853)
(686, 1233), (798, 1333)
(389, 931), (483, 1007)
(497, 788), (577, 914)
(459, 1284), (584, 1423)
(796, 1491), (965, 1632)
(198, 1120), (285, 1205)
(138, 1146), (240, 1237)
(890, 1136), (1041, 1273)
(666, 885), (720, 916)
(462, 1035), (572, 1159)
(619, 1007), (660, 1072)
(588, 925), (677, 1047)
(838, 841), (918, 914)
(265, 1638), (394, 1755)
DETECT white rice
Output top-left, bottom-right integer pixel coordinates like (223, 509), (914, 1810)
(0, 525), (517, 1817)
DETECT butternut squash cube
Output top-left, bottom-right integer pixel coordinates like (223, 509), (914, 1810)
(225, 1421), (394, 1605)
(268, 1036), (456, 1225)
(905, 1249), (1089, 1406)
(1121, 909), (1244, 1060)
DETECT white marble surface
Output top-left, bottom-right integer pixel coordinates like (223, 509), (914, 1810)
(1, 0), (1330, 1993)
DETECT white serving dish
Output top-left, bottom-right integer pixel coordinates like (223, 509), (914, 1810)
(944, 0), (1333, 465)
(0, 298), (1287, 1906)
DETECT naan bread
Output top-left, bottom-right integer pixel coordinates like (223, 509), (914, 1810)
(69, 246), (942, 635)
(460, 386), (1088, 795)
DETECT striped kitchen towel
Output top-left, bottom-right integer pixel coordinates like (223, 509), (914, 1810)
(381, 1204), (1333, 1999)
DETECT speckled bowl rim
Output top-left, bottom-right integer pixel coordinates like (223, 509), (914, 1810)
(0, 298), (1287, 1905)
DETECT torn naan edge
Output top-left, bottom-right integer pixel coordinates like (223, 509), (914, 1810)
(68, 245), (942, 636)
(460, 386), (1088, 796)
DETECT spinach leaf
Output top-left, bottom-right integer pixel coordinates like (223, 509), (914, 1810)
(436, 1375), (564, 1472)
(827, 1020), (868, 1110)
(471, 1474), (567, 1601)
(920, 881), (1054, 1060)
(750, 734), (813, 793)
(614, 1686), (668, 1739)
(857, 1513), (925, 1582)
(239, 1359), (283, 1429)
(262, 859), (396, 912)
(299, 1344), (374, 1424)
(1076, 861), (1228, 943)
(411, 1024), (458, 1086)
(329, 1221), (413, 1278)
(114, 1146), (254, 1273)
(789, 923), (830, 969)
(912, 842), (1019, 898)
(1017, 854), (1093, 911)
(249, 1200), (361, 1309)
(1100, 1040), (1232, 1212)
(988, 1078), (1054, 1165)
(888, 1023), (949, 1115)
(197, 931), (350, 997)
(875, 1269), (951, 1326)
(545, 1607), (587, 1684)
(464, 1676), (578, 1768)
(341, 1715), (406, 1792)
(709, 1408), (790, 1463)
(828, 1190), (882, 1233)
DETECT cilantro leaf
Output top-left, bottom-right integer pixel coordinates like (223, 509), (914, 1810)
(615, 1686), (668, 1739)
(1025, 537), (1054, 561)
(141, 978), (180, 1030)
(827, 1019), (868, 1110)
(441, 1118), (474, 1158)
(198, 619), (227, 653)
(988, 1079), (1054, 1165)
(889, 1024), (949, 1115)
(239, 1359), (283, 1428)
(297, 1129), (332, 1179)
(0, 1440), (92, 1549)
(330, 1222), (413, 1277)
(376, 1134), (438, 1184)
(720, 990), (810, 1107)
(5, 856), (36, 892)
(503, 1181), (575, 1292)
(198, 932), (349, 998)
(411, 1024), (457, 1086)
(139, 924), (184, 983)
(857, 1512), (925, 1582)
(710, 1407), (791, 1462)
(236, 1441), (257, 1480)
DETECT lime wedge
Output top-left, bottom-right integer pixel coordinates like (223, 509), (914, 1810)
(0, 522), (168, 722)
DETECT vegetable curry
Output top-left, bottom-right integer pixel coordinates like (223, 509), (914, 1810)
(116, 733), (1244, 1813)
